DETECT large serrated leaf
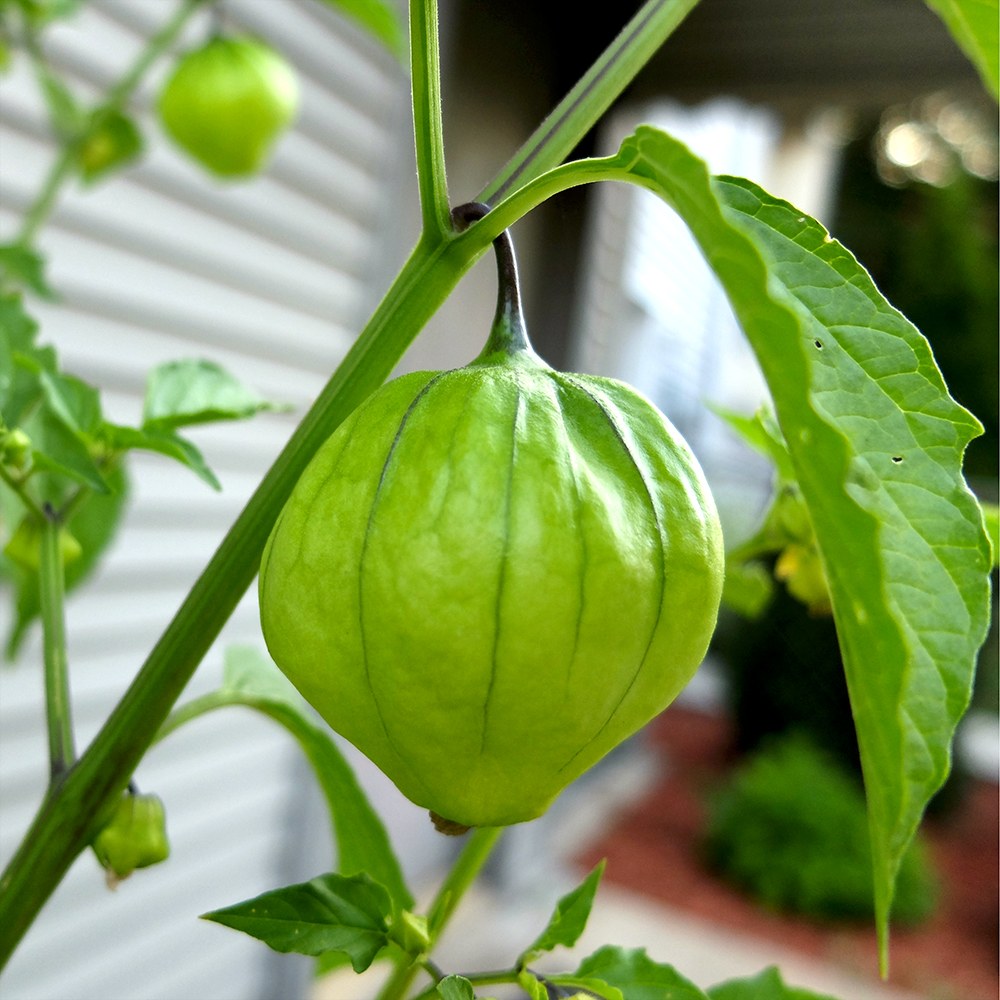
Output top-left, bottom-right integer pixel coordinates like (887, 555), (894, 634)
(201, 871), (391, 972)
(923, 0), (999, 98)
(513, 124), (991, 964)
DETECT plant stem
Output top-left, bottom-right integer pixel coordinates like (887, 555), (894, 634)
(477, 0), (701, 205)
(16, 147), (76, 247)
(409, 0), (451, 238)
(410, 969), (520, 1000)
(38, 510), (74, 780)
(425, 827), (502, 939)
(103, 0), (206, 111)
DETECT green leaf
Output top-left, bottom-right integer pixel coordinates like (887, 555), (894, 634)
(518, 861), (605, 966)
(39, 369), (102, 436)
(30, 403), (108, 494)
(35, 63), (84, 138)
(575, 946), (708, 1000)
(707, 966), (837, 1000)
(77, 110), (144, 184)
(3, 462), (129, 658)
(923, 0), (999, 98)
(141, 359), (284, 431)
(201, 871), (391, 972)
(160, 645), (415, 911)
(316, 0), (405, 60)
(438, 975), (476, 1000)
(546, 975), (625, 1000)
(0, 244), (56, 300)
(506, 125), (991, 965)
(0, 293), (57, 428)
(101, 422), (221, 491)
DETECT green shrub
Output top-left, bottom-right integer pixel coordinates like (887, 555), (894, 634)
(703, 734), (937, 924)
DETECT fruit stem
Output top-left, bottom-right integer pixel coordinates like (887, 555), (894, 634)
(453, 202), (539, 365)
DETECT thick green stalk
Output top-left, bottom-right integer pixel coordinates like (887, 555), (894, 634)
(15, 147), (76, 247)
(409, 0), (451, 238)
(38, 513), (74, 779)
(478, 0), (701, 204)
(425, 827), (503, 939)
(410, 970), (520, 1000)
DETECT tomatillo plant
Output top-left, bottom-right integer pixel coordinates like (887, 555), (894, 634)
(0, 0), (996, 997)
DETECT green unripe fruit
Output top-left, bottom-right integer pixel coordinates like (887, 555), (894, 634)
(259, 214), (724, 829)
(92, 792), (170, 881)
(158, 36), (298, 178)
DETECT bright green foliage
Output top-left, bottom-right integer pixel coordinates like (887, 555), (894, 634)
(518, 861), (605, 967)
(159, 645), (414, 912)
(91, 792), (169, 880)
(76, 110), (143, 184)
(704, 736), (937, 923)
(707, 966), (837, 1000)
(438, 976), (476, 1000)
(201, 871), (392, 972)
(158, 36), (299, 178)
(518, 125), (991, 960)
(318, 0), (405, 60)
(923, 0), (999, 97)
(574, 946), (708, 1000)
(260, 346), (724, 828)
(0, 245), (55, 299)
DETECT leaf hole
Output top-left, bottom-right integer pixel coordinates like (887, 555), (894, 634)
(892, 456), (903, 463)
(814, 340), (823, 349)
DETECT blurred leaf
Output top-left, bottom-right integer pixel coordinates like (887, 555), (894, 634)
(438, 975), (476, 1000)
(707, 403), (794, 483)
(316, 0), (405, 60)
(721, 559), (773, 620)
(546, 976), (625, 1000)
(575, 946), (708, 1000)
(102, 422), (221, 491)
(518, 861), (605, 967)
(3, 461), (128, 659)
(202, 871), (391, 971)
(142, 359), (285, 431)
(923, 0), (998, 98)
(0, 244), (56, 300)
(40, 369), (101, 436)
(707, 966), (837, 1000)
(160, 646), (415, 911)
(35, 62), (84, 138)
(77, 110), (143, 184)
(30, 403), (108, 494)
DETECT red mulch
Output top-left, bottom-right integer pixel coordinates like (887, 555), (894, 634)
(576, 706), (999, 1000)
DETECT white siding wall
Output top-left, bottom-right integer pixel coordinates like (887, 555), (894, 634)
(0, 2), (412, 997)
